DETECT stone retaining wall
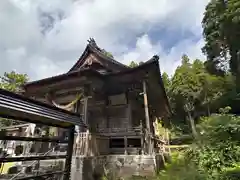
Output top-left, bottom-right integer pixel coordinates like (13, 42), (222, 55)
(71, 154), (164, 180)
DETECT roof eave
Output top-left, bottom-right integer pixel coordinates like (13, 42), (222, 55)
(68, 44), (130, 73)
(24, 68), (102, 88)
(68, 45), (90, 73)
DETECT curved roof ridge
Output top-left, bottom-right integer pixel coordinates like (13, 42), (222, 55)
(68, 38), (129, 73)
(87, 43), (129, 69)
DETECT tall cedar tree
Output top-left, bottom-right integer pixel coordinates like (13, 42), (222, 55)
(202, 0), (240, 95)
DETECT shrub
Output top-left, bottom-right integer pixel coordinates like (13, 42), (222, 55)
(157, 114), (240, 180)
(221, 166), (240, 180)
(193, 114), (240, 179)
(156, 151), (207, 180)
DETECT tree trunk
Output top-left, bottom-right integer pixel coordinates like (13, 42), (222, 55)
(236, 51), (240, 95)
(187, 111), (198, 139)
(236, 72), (240, 96)
(231, 48), (240, 95)
(207, 104), (211, 116)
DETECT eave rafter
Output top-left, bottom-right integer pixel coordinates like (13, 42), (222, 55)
(0, 89), (86, 128)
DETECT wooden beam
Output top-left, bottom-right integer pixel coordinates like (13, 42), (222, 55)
(143, 80), (151, 131)
(25, 77), (88, 95)
(142, 80), (154, 155)
(128, 102), (132, 128)
(83, 97), (89, 125)
(0, 155), (66, 163)
(0, 89), (85, 128)
(124, 136), (127, 155)
(63, 125), (75, 180)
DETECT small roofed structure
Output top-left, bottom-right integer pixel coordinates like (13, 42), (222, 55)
(22, 38), (171, 155)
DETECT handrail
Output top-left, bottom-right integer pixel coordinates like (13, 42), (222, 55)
(0, 135), (68, 143)
(96, 127), (142, 133)
(0, 155), (66, 163)
(0, 89), (85, 128)
(16, 171), (64, 180)
(0, 89), (77, 180)
(10, 144), (63, 180)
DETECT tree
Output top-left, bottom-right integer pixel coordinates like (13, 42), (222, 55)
(194, 114), (240, 179)
(0, 71), (28, 92)
(129, 61), (139, 68)
(191, 59), (226, 116)
(162, 72), (170, 87)
(162, 72), (171, 92)
(101, 49), (114, 58)
(170, 55), (203, 137)
(104, 51), (114, 58)
(202, 0), (240, 93)
(128, 61), (145, 68)
(168, 55), (230, 136)
(201, 74), (225, 115)
(0, 71), (28, 126)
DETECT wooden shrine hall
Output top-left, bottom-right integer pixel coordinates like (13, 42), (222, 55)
(22, 38), (171, 155)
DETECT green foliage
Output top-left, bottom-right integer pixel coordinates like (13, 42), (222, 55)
(169, 56), (219, 136)
(0, 71), (28, 92)
(128, 61), (144, 68)
(156, 114), (240, 180)
(129, 61), (139, 68)
(0, 71), (28, 127)
(100, 48), (114, 58)
(219, 106), (232, 114)
(192, 114), (240, 179)
(156, 151), (207, 180)
(221, 166), (240, 180)
(161, 54), (239, 135)
(202, 0), (240, 92)
(161, 72), (171, 96)
(104, 51), (114, 58)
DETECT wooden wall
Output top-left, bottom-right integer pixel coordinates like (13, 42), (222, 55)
(107, 104), (130, 129)
(87, 99), (106, 131)
(74, 132), (109, 156)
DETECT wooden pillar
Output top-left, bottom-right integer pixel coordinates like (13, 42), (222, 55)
(63, 125), (75, 180)
(85, 129), (89, 156)
(128, 103), (132, 129)
(124, 136), (127, 155)
(166, 129), (171, 154)
(143, 80), (151, 131)
(142, 80), (153, 154)
(140, 120), (144, 155)
(74, 100), (80, 155)
(105, 94), (110, 129)
(83, 97), (88, 125)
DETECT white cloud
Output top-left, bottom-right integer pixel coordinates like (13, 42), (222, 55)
(119, 34), (205, 75)
(120, 35), (161, 64)
(0, 0), (209, 80)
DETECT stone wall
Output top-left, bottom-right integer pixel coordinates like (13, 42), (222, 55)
(71, 154), (164, 180)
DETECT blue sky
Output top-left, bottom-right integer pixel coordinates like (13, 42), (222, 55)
(0, 0), (209, 80)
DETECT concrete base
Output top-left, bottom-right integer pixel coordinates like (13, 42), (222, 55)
(71, 154), (164, 180)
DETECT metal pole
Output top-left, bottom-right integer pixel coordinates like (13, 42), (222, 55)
(63, 125), (75, 180)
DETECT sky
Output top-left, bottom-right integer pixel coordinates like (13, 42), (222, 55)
(0, 0), (209, 81)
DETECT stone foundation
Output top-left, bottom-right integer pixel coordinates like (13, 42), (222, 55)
(71, 154), (164, 180)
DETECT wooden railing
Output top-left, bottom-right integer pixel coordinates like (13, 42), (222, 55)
(73, 130), (170, 156)
(95, 126), (142, 134)
(74, 132), (109, 156)
(0, 89), (86, 180)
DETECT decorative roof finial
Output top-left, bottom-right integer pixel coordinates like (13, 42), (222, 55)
(87, 38), (97, 47)
(153, 55), (159, 61)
